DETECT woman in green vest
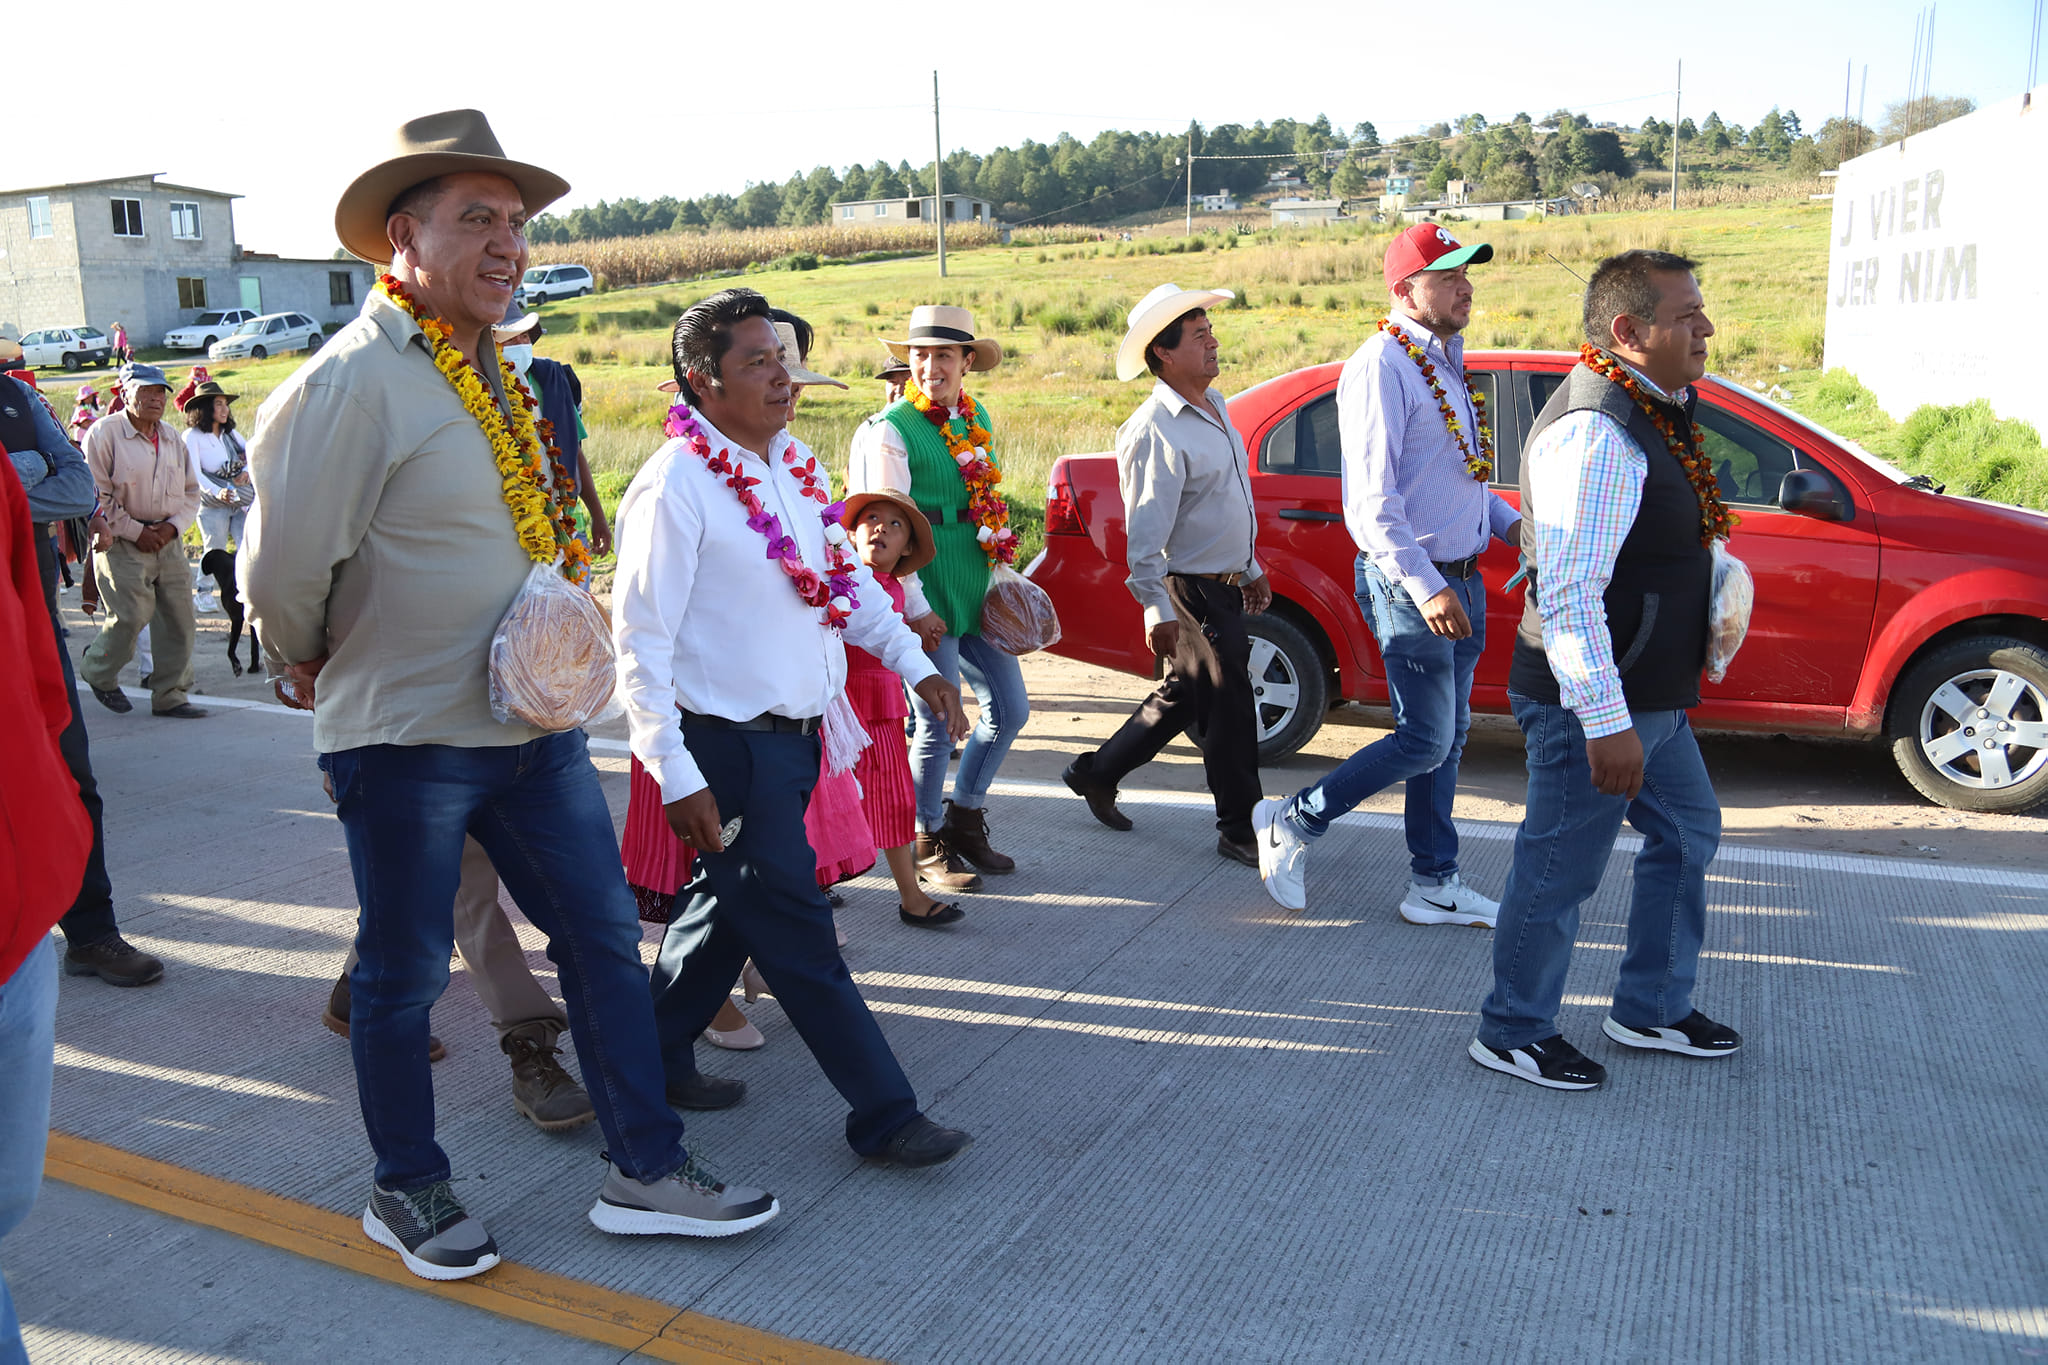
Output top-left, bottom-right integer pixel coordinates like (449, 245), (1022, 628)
(847, 306), (1030, 892)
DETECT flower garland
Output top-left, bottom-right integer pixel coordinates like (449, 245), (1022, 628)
(663, 402), (861, 630)
(904, 378), (1019, 567)
(1379, 317), (1493, 482)
(376, 275), (589, 583)
(1578, 344), (1739, 545)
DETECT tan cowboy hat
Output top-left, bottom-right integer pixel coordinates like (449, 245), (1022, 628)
(654, 320), (843, 393)
(0, 337), (20, 365)
(1115, 283), (1235, 382)
(883, 305), (1001, 372)
(335, 109), (570, 266)
(840, 487), (936, 575)
(179, 378), (239, 410)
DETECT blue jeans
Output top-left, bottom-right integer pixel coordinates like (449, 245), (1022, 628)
(0, 938), (58, 1364)
(649, 725), (921, 1155)
(1479, 698), (1721, 1050)
(909, 632), (1031, 830)
(1284, 559), (1485, 881)
(328, 732), (685, 1191)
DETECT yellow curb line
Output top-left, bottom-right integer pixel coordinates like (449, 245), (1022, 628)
(44, 1133), (876, 1364)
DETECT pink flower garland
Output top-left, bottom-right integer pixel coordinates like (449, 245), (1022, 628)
(666, 402), (860, 630)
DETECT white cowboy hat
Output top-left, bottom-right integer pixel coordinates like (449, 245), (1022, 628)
(335, 109), (569, 266)
(1114, 283), (1235, 382)
(654, 320), (844, 393)
(882, 304), (1001, 372)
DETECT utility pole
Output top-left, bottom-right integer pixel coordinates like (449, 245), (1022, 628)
(1670, 59), (1682, 210)
(933, 70), (946, 279)
(1185, 129), (1194, 238)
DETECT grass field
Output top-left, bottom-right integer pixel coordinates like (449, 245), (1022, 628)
(176, 197), (2038, 569)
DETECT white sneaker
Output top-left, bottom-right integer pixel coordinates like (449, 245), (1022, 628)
(194, 592), (220, 613)
(1251, 797), (1307, 911)
(1400, 873), (1499, 927)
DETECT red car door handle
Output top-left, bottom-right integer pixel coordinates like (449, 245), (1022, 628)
(1277, 509), (1344, 522)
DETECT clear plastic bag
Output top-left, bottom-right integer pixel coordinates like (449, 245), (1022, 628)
(979, 563), (1061, 655)
(1706, 540), (1754, 685)
(488, 563), (623, 731)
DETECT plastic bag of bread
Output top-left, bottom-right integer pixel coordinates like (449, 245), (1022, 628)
(1705, 539), (1754, 685)
(979, 564), (1061, 655)
(489, 564), (622, 730)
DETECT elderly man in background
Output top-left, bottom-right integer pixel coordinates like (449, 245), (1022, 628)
(246, 110), (776, 1283)
(78, 364), (205, 720)
(1064, 284), (1268, 864)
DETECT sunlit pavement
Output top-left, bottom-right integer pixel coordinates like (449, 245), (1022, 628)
(13, 692), (2048, 1361)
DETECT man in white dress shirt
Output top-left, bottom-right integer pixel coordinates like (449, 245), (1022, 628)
(613, 288), (977, 1168)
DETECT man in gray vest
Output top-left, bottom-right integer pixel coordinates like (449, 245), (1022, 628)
(1470, 249), (1742, 1091)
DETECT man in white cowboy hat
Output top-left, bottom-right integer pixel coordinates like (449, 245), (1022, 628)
(78, 362), (205, 721)
(1252, 222), (1522, 918)
(1063, 284), (1270, 864)
(245, 109), (776, 1283)
(847, 303), (1028, 892)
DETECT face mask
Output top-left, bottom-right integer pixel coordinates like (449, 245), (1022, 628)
(500, 344), (533, 375)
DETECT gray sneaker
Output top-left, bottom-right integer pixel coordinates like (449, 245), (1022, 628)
(587, 1153), (779, 1238)
(362, 1180), (500, 1281)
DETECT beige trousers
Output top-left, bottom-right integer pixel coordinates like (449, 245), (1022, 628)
(80, 539), (196, 710)
(344, 835), (568, 1040)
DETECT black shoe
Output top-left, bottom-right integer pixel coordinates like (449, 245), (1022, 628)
(899, 900), (965, 928)
(1468, 1035), (1606, 1090)
(1062, 759), (1132, 831)
(153, 703), (209, 719)
(666, 1072), (748, 1111)
(89, 685), (133, 713)
(1216, 834), (1259, 867)
(1603, 1011), (1742, 1058)
(323, 971), (447, 1062)
(63, 934), (164, 987)
(866, 1115), (973, 1168)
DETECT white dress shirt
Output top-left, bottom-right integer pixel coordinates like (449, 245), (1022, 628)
(614, 412), (940, 803)
(1117, 380), (1263, 631)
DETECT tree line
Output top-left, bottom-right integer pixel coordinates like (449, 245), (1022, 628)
(525, 99), (1976, 244)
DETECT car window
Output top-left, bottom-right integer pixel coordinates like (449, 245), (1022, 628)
(76, 327), (105, 339)
(233, 319), (263, 335)
(290, 315), (312, 328)
(1695, 404), (1799, 505)
(196, 312), (222, 325)
(266, 318), (285, 333)
(18, 332), (39, 346)
(53, 330), (72, 342)
(1260, 390), (1343, 475)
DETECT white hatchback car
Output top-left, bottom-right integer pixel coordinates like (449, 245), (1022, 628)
(208, 311), (324, 361)
(14, 326), (114, 370)
(164, 309), (258, 352)
(517, 264), (593, 305)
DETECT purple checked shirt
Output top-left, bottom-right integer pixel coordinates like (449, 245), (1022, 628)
(1339, 316), (1520, 607)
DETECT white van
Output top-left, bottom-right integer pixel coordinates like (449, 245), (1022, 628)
(518, 264), (594, 305)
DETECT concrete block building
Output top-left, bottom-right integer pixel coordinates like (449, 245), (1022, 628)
(0, 173), (373, 346)
(831, 193), (996, 228)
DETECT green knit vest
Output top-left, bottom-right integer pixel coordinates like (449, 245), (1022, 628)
(879, 400), (993, 636)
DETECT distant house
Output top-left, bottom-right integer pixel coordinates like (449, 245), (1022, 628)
(1270, 198), (1344, 227)
(0, 173), (372, 345)
(1265, 168), (1305, 188)
(830, 194), (995, 228)
(1197, 190), (1240, 212)
(1443, 179), (1472, 206)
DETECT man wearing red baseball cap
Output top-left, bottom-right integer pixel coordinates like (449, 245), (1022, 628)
(1252, 222), (1521, 920)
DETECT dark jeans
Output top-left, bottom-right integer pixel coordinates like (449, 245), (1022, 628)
(650, 724), (921, 1156)
(1087, 573), (1261, 842)
(328, 732), (685, 1192)
(1283, 557), (1486, 882)
(35, 533), (118, 946)
(1479, 699), (1722, 1050)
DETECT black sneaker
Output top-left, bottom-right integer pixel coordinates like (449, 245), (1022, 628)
(1468, 1035), (1607, 1090)
(1603, 1011), (1742, 1058)
(89, 685), (133, 714)
(64, 935), (164, 987)
(362, 1180), (499, 1281)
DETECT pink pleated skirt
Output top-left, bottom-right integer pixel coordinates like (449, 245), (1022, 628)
(853, 715), (917, 849)
(808, 755), (876, 887)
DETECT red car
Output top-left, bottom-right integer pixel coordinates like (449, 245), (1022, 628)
(1032, 352), (2048, 813)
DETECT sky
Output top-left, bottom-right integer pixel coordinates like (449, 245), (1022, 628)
(9, 0), (2039, 258)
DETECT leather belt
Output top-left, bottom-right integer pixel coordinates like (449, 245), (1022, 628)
(682, 710), (820, 736)
(1433, 555), (1480, 580)
(1173, 570), (1247, 586)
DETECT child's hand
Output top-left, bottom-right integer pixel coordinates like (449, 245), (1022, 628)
(908, 611), (947, 651)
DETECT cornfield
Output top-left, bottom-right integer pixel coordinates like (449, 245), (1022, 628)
(530, 223), (1099, 290)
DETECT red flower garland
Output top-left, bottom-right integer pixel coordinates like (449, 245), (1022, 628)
(1379, 317), (1493, 482)
(1578, 345), (1738, 545)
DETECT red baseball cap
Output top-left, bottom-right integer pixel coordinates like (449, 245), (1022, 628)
(1382, 222), (1495, 287)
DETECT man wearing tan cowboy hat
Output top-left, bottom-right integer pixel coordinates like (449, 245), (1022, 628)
(1064, 284), (1269, 866)
(78, 362), (205, 721)
(1252, 222), (1521, 921)
(245, 109), (776, 1283)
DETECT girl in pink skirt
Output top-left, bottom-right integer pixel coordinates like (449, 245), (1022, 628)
(842, 490), (964, 927)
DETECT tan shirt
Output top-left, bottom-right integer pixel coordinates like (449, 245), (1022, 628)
(243, 288), (547, 752)
(83, 414), (199, 540)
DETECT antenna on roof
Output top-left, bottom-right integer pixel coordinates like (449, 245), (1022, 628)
(1546, 252), (1588, 285)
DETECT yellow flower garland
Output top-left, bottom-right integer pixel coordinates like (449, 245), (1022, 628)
(378, 276), (588, 582)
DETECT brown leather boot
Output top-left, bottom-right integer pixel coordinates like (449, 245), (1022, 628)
(943, 800), (1015, 874)
(322, 971), (446, 1063)
(502, 1021), (596, 1132)
(916, 831), (983, 892)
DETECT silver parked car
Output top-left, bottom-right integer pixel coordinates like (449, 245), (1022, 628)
(208, 311), (324, 361)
